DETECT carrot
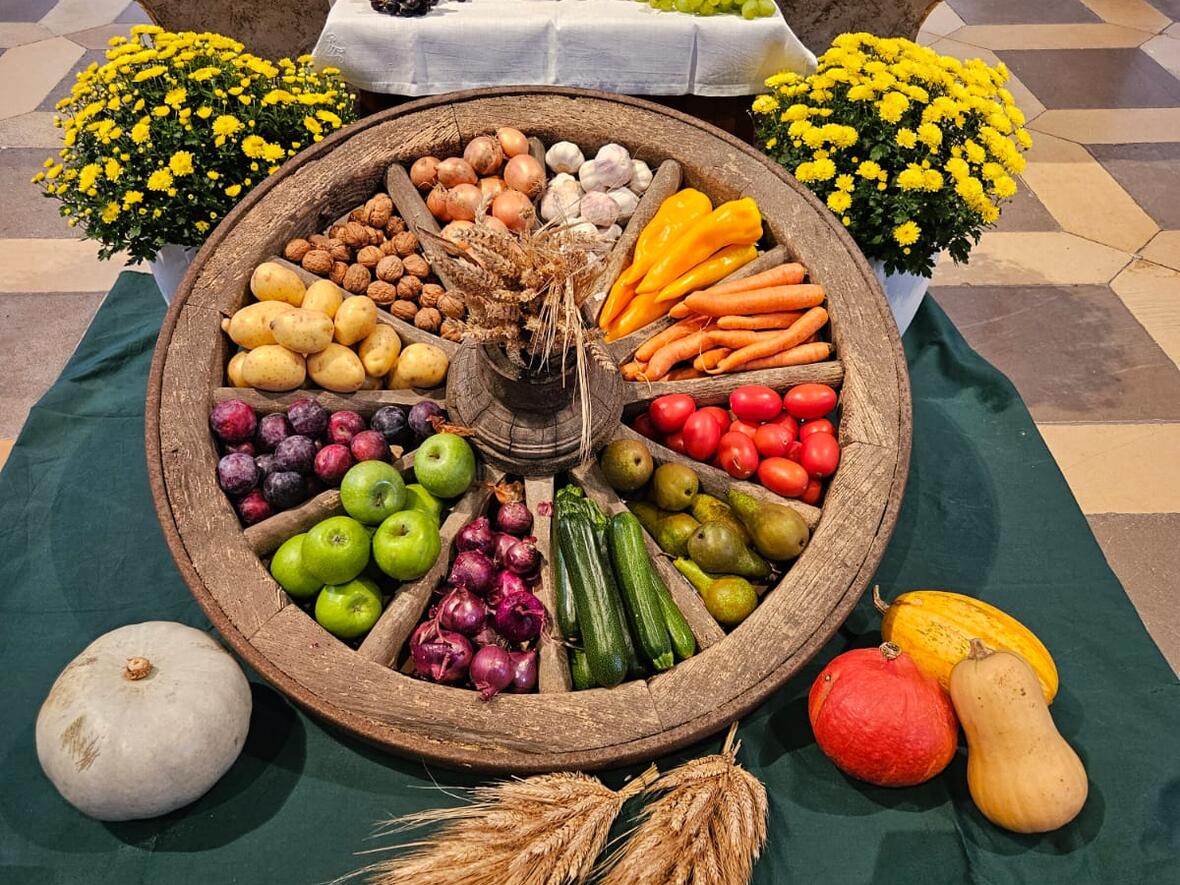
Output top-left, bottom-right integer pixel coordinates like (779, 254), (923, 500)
(668, 302), (692, 319)
(705, 330), (766, 349)
(646, 330), (711, 381)
(716, 311), (803, 330)
(693, 347), (732, 372)
(634, 316), (708, 363)
(740, 342), (833, 372)
(694, 262), (806, 298)
(666, 366), (706, 381)
(620, 360), (648, 381)
(684, 284), (825, 318)
(715, 307), (829, 373)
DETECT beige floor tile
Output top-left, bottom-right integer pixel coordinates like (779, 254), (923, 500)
(931, 231), (1130, 286)
(1140, 231), (1180, 272)
(1167, 23), (1180, 39)
(947, 23), (1151, 50)
(1079, 0), (1172, 33)
(1038, 422), (1180, 514)
(39, 0), (130, 37)
(0, 112), (61, 148)
(0, 23), (53, 48)
(66, 23), (129, 50)
(0, 239), (128, 293)
(1021, 132), (1158, 252)
(0, 439), (12, 473)
(1142, 33), (1180, 78)
(1111, 258), (1180, 369)
(921, 3), (966, 37)
(927, 37), (1045, 119)
(0, 37), (84, 121)
(1031, 108), (1180, 143)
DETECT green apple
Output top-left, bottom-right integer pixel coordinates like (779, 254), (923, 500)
(303, 515), (370, 585)
(340, 460), (406, 525)
(413, 432), (476, 499)
(269, 533), (323, 599)
(403, 483), (442, 525)
(314, 576), (383, 639)
(372, 510), (441, 581)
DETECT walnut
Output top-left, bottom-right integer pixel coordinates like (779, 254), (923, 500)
(392, 231), (419, 257)
(308, 233), (331, 248)
(326, 224), (346, 241)
(391, 300), (418, 322)
(438, 293), (465, 319)
(363, 225), (382, 246)
(402, 253), (430, 278)
(380, 239), (398, 256)
(328, 240), (351, 262)
(342, 263), (371, 294)
(414, 307), (442, 333)
(419, 283), (444, 309)
(440, 318), (465, 343)
(385, 216), (407, 237)
(301, 249), (332, 275)
(368, 194), (393, 229)
(349, 204), (371, 226)
(357, 245), (384, 269)
(367, 280), (398, 304)
(341, 221), (370, 248)
(397, 274), (423, 301)
(376, 255), (404, 282)
(284, 238), (312, 262)
(329, 261), (349, 285)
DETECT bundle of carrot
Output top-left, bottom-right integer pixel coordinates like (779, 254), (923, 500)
(618, 261), (834, 382)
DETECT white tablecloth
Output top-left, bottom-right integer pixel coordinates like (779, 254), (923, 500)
(314, 0), (816, 97)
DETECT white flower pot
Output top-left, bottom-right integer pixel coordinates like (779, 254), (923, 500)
(869, 253), (939, 336)
(148, 244), (198, 304)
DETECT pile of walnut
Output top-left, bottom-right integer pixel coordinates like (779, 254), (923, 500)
(282, 193), (466, 344)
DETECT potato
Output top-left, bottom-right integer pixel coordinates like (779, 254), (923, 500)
(224, 301), (295, 349)
(302, 279), (345, 319)
(271, 308), (334, 354)
(226, 351), (249, 387)
(387, 342), (449, 389)
(307, 343), (366, 393)
(333, 295), (378, 346)
(358, 325), (402, 377)
(361, 373), (384, 390)
(241, 344), (306, 391)
(250, 261), (305, 306)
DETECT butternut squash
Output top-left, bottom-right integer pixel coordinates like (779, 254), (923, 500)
(950, 640), (1087, 834)
(875, 587), (1058, 703)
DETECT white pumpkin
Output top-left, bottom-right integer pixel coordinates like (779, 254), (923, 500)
(36, 621), (252, 821)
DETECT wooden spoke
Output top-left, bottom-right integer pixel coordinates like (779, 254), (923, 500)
(523, 475), (572, 693)
(244, 489), (343, 557)
(384, 163), (470, 298)
(212, 386), (442, 415)
(527, 136), (549, 194)
(623, 361), (845, 409)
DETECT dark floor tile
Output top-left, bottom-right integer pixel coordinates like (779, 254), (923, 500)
(1088, 513), (1180, 674)
(1089, 142), (1180, 230)
(0, 291), (104, 438)
(0, 0), (57, 22)
(932, 285), (1180, 422)
(997, 49), (1180, 110)
(947, 0), (1100, 25)
(115, 2), (151, 24)
(992, 177), (1060, 232)
(0, 148), (65, 237)
(1144, 0), (1180, 20)
(36, 48), (105, 112)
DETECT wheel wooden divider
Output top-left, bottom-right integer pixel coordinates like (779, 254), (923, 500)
(145, 86), (911, 773)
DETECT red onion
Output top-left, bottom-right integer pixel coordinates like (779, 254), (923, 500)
(471, 622), (508, 648)
(504, 539), (541, 578)
(496, 501), (534, 536)
(410, 620), (472, 684)
(493, 532), (521, 566)
(456, 516), (495, 556)
(448, 550), (494, 595)
(494, 590), (546, 642)
(488, 569), (528, 609)
(470, 645), (514, 700)
(508, 650), (538, 693)
(437, 586), (487, 636)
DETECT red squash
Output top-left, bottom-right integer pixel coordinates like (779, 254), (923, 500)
(808, 642), (958, 787)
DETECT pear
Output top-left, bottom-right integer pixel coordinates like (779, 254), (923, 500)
(654, 513), (700, 557)
(691, 493), (752, 546)
(728, 489), (810, 561)
(629, 501), (668, 535)
(686, 521), (771, 580)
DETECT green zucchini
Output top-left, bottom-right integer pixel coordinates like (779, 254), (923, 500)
(648, 565), (696, 661)
(579, 492), (647, 679)
(569, 648), (595, 690)
(608, 513), (674, 671)
(553, 539), (579, 641)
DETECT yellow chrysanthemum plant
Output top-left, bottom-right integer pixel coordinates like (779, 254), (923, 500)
(753, 33), (1031, 278)
(33, 26), (355, 263)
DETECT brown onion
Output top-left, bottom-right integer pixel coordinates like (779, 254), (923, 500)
(492, 190), (533, 233)
(504, 154), (544, 198)
(463, 136), (503, 176)
(496, 127), (529, 158)
(483, 216), (510, 235)
(426, 185), (450, 221)
(446, 182), (483, 221)
(440, 220), (474, 249)
(409, 156), (440, 192)
(479, 176), (506, 201)
(437, 156), (477, 188)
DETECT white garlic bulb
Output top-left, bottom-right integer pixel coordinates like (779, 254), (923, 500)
(629, 160), (653, 194)
(606, 187), (639, 221)
(544, 141), (585, 174)
(579, 191), (620, 228)
(539, 173), (583, 222)
(567, 220), (600, 238)
(602, 223), (622, 242)
(579, 157), (632, 192)
(596, 143), (632, 168)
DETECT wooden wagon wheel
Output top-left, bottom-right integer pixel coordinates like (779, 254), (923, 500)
(146, 87), (910, 773)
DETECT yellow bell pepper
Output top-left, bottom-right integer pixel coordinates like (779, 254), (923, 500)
(598, 188), (713, 329)
(653, 243), (758, 303)
(605, 290), (679, 342)
(636, 197), (763, 295)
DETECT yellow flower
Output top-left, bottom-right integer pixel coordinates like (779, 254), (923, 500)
(1016, 128), (1033, 149)
(981, 203), (1000, 224)
(802, 127), (826, 149)
(856, 160), (882, 179)
(147, 168), (173, 191)
(916, 122), (943, 149)
(752, 94), (779, 114)
(225, 183), (242, 197)
(826, 191), (852, 214)
(206, 170), (220, 180)
(964, 140), (986, 164)
(876, 91), (909, 123)
(104, 158), (122, 180)
(164, 86), (187, 108)
(303, 115), (323, 135)
(896, 128), (918, 149)
(991, 175), (1018, 199)
(955, 175), (986, 208)
(835, 174), (854, 193)
(130, 118), (151, 143)
(101, 201), (120, 223)
(846, 84), (876, 102)
(765, 137), (778, 150)
(195, 106), (213, 119)
(152, 105), (170, 117)
(195, 220), (210, 233)
(896, 166), (926, 190)
(945, 157), (970, 180)
(893, 221), (921, 246)
(132, 65), (167, 82)
(212, 114), (242, 137)
(794, 161), (817, 182)
(122, 190), (143, 208)
(78, 163), (101, 191)
(169, 150), (194, 176)
(190, 66), (222, 81)
(261, 142), (285, 163)
(315, 109), (342, 127)
(924, 169), (944, 191)
(241, 134), (266, 158)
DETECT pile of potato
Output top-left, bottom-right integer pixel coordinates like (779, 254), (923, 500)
(223, 262), (450, 393)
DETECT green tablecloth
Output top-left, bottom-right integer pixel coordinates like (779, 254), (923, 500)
(2, 272), (1177, 884)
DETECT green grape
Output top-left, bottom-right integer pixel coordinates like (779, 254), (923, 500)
(675, 0), (699, 11)
(756, 0), (775, 14)
(697, 3), (716, 13)
(741, 0), (759, 18)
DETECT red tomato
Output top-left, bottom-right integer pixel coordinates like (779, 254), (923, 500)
(716, 432), (760, 480)
(730, 420), (759, 439)
(633, 412), (658, 440)
(729, 385), (783, 423)
(758, 457), (809, 498)
(769, 412), (799, 442)
(801, 432), (840, 478)
(753, 423), (792, 458)
(682, 411), (722, 461)
(784, 383), (837, 421)
(785, 440), (804, 463)
(697, 406), (732, 436)
(800, 478), (823, 505)
(649, 394), (696, 434)
(664, 430), (688, 456)
(799, 418), (835, 441)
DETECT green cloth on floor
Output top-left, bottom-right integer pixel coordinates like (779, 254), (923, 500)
(1, 271), (1176, 884)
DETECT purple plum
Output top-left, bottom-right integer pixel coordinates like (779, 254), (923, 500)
(408, 401), (445, 439)
(255, 412), (293, 452)
(327, 410), (366, 445)
(370, 405), (412, 446)
(349, 430), (390, 463)
(237, 489), (273, 525)
(274, 435), (317, 475)
(262, 471), (306, 509)
(287, 398), (328, 437)
(210, 400), (256, 443)
(314, 443), (354, 486)
(217, 452), (258, 497)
